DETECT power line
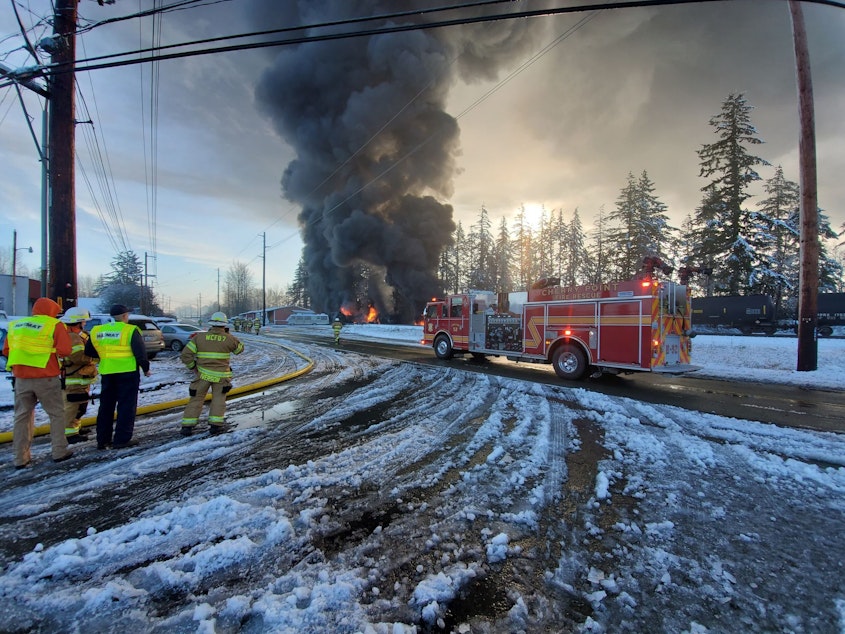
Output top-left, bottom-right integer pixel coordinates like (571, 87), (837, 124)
(26, 0), (845, 79)
(266, 8), (599, 252)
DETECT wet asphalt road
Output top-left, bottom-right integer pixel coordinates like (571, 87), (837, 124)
(279, 332), (845, 435)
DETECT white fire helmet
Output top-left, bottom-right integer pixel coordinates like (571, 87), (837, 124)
(60, 307), (91, 324)
(209, 311), (228, 326)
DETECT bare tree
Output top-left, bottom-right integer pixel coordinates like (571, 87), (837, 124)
(224, 261), (254, 315)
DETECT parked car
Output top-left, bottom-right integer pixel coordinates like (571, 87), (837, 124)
(83, 314), (114, 331)
(84, 314), (165, 359)
(128, 315), (165, 359)
(160, 323), (203, 351)
(0, 319), (7, 371)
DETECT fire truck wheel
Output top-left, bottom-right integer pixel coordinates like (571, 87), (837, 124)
(552, 345), (588, 381)
(434, 335), (453, 360)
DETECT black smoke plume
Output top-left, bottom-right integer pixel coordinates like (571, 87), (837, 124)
(252, 1), (545, 322)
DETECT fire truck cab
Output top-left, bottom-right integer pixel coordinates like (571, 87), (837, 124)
(422, 275), (697, 381)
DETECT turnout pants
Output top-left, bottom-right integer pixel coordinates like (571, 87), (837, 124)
(13, 376), (70, 466)
(181, 377), (232, 428)
(63, 385), (91, 434)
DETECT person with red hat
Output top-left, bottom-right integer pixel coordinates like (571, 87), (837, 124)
(2, 297), (74, 468)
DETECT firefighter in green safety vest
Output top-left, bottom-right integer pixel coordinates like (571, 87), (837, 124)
(253, 318), (261, 334)
(59, 307), (98, 443)
(180, 311), (244, 436)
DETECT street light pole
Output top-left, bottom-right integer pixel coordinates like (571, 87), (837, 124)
(12, 230), (33, 315)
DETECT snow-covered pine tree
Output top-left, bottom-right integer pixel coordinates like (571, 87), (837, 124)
(694, 93), (770, 294)
(606, 171), (673, 279)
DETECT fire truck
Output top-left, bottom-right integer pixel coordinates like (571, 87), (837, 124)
(422, 264), (698, 381)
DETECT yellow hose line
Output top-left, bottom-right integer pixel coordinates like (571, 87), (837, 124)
(0, 342), (313, 445)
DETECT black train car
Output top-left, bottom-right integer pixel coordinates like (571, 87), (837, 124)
(691, 295), (777, 335)
(816, 293), (845, 337)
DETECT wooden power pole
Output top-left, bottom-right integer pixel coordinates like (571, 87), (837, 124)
(47, 0), (79, 310)
(789, 1), (819, 371)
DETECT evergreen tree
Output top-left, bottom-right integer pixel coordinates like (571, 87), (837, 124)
(468, 206), (494, 290)
(536, 206), (554, 279)
(493, 216), (513, 293)
(455, 221), (468, 294)
(439, 222), (468, 294)
(817, 211), (845, 293)
(513, 205), (537, 289)
(606, 172), (672, 278)
(95, 250), (145, 312)
(694, 93), (770, 294)
(752, 166), (800, 315)
(287, 256), (311, 308)
(551, 209), (568, 280)
(587, 205), (609, 284)
(563, 209), (591, 286)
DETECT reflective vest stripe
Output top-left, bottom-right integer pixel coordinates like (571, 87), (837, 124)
(199, 367), (232, 381)
(6, 317), (59, 369)
(65, 377), (96, 386)
(196, 351), (231, 359)
(92, 323), (138, 374)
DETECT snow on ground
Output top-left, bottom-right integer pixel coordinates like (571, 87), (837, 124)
(0, 327), (843, 632)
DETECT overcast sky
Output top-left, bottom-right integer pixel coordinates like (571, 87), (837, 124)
(1, 0), (843, 315)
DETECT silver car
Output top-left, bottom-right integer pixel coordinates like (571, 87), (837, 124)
(160, 323), (203, 352)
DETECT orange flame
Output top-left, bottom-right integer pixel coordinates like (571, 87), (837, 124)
(340, 306), (354, 317)
(366, 306), (379, 323)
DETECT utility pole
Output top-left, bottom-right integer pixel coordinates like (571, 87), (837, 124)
(143, 252), (156, 314)
(262, 232), (267, 326)
(789, 0), (819, 371)
(47, 0), (79, 310)
(217, 268), (220, 311)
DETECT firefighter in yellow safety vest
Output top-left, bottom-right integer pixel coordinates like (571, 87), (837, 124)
(180, 311), (244, 436)
(332, 317), (342, 344)
(85, 304), (151, 450)
(59, 307), (98, 443)
(2, 298), (74, 468)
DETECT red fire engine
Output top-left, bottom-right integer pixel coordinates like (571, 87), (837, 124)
(422, 263), (698, 381)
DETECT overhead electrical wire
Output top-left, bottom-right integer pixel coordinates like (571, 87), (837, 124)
(265, 9), (599, 252)
(28, 0), (845, 79)
(76, 33), (132, 252)
(5, 0), (844, 294)
(74, 82), (131, 254)
(140, 0), (162, 273)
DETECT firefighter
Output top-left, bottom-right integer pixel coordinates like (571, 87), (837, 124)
(253, 317), (261, 334)
(332, 317), (342, 344)
(2, 297), (74, 468)
(180, 311), (244, 436)
(59, 307), (98, 443)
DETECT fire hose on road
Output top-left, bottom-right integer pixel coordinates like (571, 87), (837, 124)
(0, 341), (313, 445)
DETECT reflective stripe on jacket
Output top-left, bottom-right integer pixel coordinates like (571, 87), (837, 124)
(63, 329), (98, 386)
(181, 327), (244, 383)
(6, 316), (59, 369)
(91, 322), (138, 374)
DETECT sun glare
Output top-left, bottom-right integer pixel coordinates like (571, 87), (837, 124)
(520, 203), (546, 232)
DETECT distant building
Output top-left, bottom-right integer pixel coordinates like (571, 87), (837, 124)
(0, 274), (41, 317)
